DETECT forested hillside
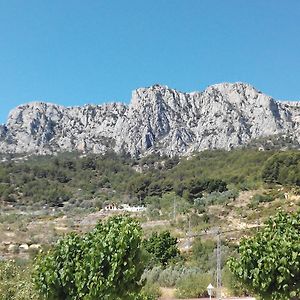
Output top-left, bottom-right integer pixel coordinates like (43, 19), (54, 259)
(1, 149), (299, 211)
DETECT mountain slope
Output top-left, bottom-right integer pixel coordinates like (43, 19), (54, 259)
(1, 82), (300, 156)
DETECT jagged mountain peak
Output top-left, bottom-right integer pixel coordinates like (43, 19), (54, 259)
(209, 81), (258, 90)
(10, 101), (64, 111)
(132, 82), (268, 109)
(200, 82), (275, 111)
(0, 82), (299, 156)
(204, 82), (261, 98)
(135, 83), (173, 92)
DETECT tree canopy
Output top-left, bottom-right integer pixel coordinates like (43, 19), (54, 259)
(143, 231), (180, 266)
(228, 210), (300, 300)
(33, 216), (146, 300)
(262, 151), (300, 186)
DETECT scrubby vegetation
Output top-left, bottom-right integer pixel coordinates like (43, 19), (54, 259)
(0, 260), (39, 300)
(0, 148), (300, 299)
(0, 149), (290, 209)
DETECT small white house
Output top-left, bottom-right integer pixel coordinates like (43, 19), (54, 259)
(120, 204), (146, 212)
(103, 203), (146, 212)
(104, 203), (118, 211)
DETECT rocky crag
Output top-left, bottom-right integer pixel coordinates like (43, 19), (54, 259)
(0, 82), (300, 156)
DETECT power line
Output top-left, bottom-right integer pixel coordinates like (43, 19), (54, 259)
(188, 224), (265, 238)
(185, 224), (265, 299)
(173, 198), (176, 220)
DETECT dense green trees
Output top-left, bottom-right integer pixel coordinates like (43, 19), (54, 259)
(143, 231), (180, 266)
(229, 210), (300, 300)
(183, 178), (227, 201)
(0, 149), (299, 209)
(262, 152), (300, 186)
(33, 216), (146, 300)
(0, 152), (140, 208)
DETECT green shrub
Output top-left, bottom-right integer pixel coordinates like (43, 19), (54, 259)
(175, 273), (212, 298)
(229, 210), (300, 300)
(157, 267), (183, 287)
(191, 238), (234, 273)
(249, 193), (275, 208)
(194, 189), (239, 211)
(222, 266), (250, 297)
(143, 230), (180, 267)
(0, 260), (39, 300)
(140, 282), (161, 300)
(33, 216), (146, 300)
(142, 267), (162, 285)
(142, 266), (203, 288)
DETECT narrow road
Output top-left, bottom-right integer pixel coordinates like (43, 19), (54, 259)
(159, 297), (255, 300)
(158, 287), (256, 300)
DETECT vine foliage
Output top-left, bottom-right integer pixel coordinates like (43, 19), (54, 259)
(229, 210), (300, 300)
(33, 216), (145, 300)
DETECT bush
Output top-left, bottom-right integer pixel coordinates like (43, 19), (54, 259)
(142, 266), (203, 288)
(222, 266), (250, 297)
(143, 231), (180, 267)
(33, 216), (146, 300)
(0, 260), (39, 300)
(229, 210), (300, 300)
(194, 189), (238, 211)
(249, 193), (275, 208)
(158, 267), (183, 287)
(140, 282), (161, 300)
(175, 273), (212, 298)
(252, 193), (274, 203)
(142, 267), (162, 285)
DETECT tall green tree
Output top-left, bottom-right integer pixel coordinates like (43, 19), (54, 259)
(143, 231), (180, 266)
(33, 216), (146, 300)
(228, 210), (300, 300)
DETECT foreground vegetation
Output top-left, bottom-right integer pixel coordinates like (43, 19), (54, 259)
(229, 210), (300, 300)
(2, 211), (300, 300)
(0, 148), (300, 299)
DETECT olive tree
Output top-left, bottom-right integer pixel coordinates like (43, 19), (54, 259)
(228, 210), (300, 300)
(33, 216), (146, 300)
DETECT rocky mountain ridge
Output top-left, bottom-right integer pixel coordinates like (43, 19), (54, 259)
(1, 82), (300, 156)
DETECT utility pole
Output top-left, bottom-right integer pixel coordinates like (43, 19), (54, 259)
(216, 228), (222, 300)
(187, 214), (191, 248)
(190, 226), (264, 299)
(173, 198), (176, 220)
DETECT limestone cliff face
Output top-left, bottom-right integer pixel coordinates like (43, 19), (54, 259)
(0, 82), (299, 156)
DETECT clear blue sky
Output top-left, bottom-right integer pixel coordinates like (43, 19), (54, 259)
(0, 0), (300, 124)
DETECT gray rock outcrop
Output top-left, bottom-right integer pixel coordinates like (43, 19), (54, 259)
(0, 82), (299, 156)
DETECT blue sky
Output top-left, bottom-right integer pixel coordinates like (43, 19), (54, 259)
(0, 0), (300, 124)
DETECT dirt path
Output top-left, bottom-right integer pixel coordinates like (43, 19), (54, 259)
(159, 297), (255, 300)
(158, 288), (255, 300)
